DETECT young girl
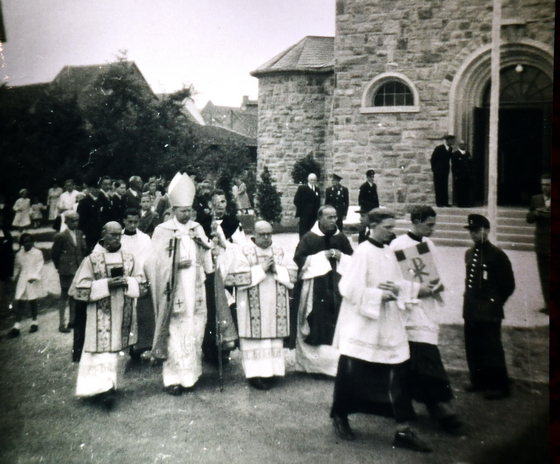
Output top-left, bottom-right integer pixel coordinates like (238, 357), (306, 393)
(9, 234), (46, 337)
(12, 189), (31, 231)
(30, 197), (47, 228)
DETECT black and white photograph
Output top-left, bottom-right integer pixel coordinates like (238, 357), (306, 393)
(0, 0), (553, 462)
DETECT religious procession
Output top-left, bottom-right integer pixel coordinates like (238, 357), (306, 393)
(0, 164), (549, 463)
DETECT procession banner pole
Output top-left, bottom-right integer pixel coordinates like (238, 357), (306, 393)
(488, 0), (501, 241)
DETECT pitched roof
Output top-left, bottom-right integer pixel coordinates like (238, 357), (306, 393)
(50, 61), (154, 102)
(251, 36), (334, 77)
(201, 101), (258, 138)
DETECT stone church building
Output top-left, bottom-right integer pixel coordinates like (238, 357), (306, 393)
(251, 0), (553, 223)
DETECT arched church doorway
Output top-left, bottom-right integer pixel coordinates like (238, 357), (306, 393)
(472, 64), (552, 205)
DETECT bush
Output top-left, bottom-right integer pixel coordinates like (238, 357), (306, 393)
(291, 154), (322, 185)
(255, 166), (283, 224)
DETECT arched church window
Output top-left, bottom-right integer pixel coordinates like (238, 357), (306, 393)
(361, 73), (420, 113)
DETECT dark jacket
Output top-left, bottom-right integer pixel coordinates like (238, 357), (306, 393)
(138, 210), (160, 237)
(121, 189), (141, 213)
(77, 194), (104, 249)
(325, 185), (349, 219)
(293, 184), (321, 220)
(451, 150), (473, 180)
(358, 182), (379, 210)
(431, 144), (453, 175)
(526, 194), (550, 255)
(51, 229), (87, 277)
(463, 241), (515, 321)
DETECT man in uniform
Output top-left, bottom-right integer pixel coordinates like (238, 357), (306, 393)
(526, 174), (551, 314)
(293, 173), (321, 238)
(358, 169), (379, 212)
(325, 173), (349, 232)
(145, 173), (213, 395)
(70, 221), (143, 408)
(51, 212), (87, 333)
(389, 205), (462, 432)
(463, 214), (515, 400)
(293, 205), (353, 377)
(430, 134), (455, 207)
(223, 221), (298, 390)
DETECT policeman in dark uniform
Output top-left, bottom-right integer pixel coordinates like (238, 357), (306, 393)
(325, 173), (349, 231)
(462, 214), (515, 400)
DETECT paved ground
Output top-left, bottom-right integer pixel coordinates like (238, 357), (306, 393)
(0, 232), (549, 463)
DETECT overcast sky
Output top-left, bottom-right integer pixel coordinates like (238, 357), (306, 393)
(0, 0), (335, 107)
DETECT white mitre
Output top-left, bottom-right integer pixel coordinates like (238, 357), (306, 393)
(168, 172), (196, 207)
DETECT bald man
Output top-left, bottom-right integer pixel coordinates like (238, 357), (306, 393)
(222, 221), (298, 390)
(51, 212), (87, 332)
(294, 173), (321, 238)
(70, 221), (144, 408)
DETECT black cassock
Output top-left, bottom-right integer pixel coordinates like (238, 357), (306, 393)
(291, 230), (353, 349)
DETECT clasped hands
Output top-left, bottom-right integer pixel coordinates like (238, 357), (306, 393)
(377, 281), (399, 302)
(324, 249), (341, 260)
(261, 256), (276, 273)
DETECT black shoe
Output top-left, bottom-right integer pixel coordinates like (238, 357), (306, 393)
(67, 323), (75, 329)
(166, 385), (183, 396)
(59, 326), (71, 333)
(29, 324), (38, 333)
(8, 327), (20, 338)
(332, 414), (355, 441)
(249, 377), (270, 391)
(539, 307), (549, 315)
(484, 389), (509, 400)
(393, 429), (432, 452)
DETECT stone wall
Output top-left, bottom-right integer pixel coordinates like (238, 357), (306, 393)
(331, 0), (555, 206)
(256, 73), (334, 224)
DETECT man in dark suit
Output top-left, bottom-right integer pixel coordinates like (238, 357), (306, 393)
(358, 169), (379, 212)
(98, 176), (116, 225)
(451, 140), (474, 207)
(111, 180), (128, 224)
(77, 179), (105, 253)
(51, 212), (87, 332)
(431, 135), (455, 207)
(526, 174), (551, 314)
(325, 173), (349, 232)
(121, 175), (143, 213)
(294, 173), (321, 238)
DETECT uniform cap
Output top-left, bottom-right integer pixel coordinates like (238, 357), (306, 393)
(332, 173), (343, 181)
(168, 172), (196, 207)
(366, 169), (375, 177)
(464, 214), (490, 230)
(443, 134), (456, 140)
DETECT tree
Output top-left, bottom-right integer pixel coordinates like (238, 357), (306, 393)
(291, 154), (322, 185)
(255, 166), (283, 224)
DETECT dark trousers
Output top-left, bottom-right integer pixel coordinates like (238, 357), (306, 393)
(454, 177), (472, 207)
(464, 320), (509, 392)
(14, 299), (38, 322)
(433, 171), (449, 206)
(536, 253), (550, 310)
(59, 276), (76, 329)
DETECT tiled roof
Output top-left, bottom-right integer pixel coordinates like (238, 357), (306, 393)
(201, 101), (258, 138)
(251, 36), (334, 77)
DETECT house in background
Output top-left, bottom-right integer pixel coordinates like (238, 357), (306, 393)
(201, 96), (258, 139)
